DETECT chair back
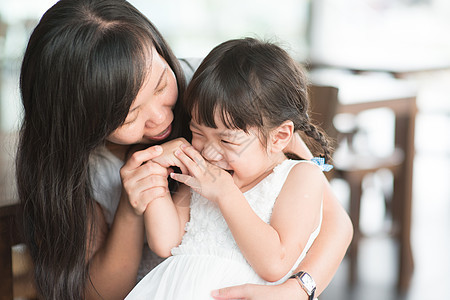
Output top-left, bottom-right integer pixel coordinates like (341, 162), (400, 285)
(308, 84), (339, 144)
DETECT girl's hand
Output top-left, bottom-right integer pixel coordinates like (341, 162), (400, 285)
(169, 144), (236, 203)
(150, 137), (190, 174)
(211, 279), (306, 300)
(120, 145), (171, 215)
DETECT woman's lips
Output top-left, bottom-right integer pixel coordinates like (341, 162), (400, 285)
(148, 124), (172, 141)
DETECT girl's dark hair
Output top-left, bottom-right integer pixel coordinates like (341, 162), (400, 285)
(16, 0), (187, 298)
(184, 37), (331, 161)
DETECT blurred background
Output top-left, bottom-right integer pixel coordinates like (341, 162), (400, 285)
(1, 0), (449, 299)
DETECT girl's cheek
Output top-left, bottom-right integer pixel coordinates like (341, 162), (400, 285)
(191, 139), (203, 153)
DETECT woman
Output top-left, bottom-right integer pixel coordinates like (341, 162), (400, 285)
(16, 0), (352, 299)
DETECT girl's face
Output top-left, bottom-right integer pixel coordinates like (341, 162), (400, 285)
(108, 47), (178, 145)
(190, 114), (284, 192)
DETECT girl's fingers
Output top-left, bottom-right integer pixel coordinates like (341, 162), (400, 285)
(180, 144), (205, 165)
(174, 148), (197, 174)
(170, 173), (201, 191)
(174, 145), (208, 177)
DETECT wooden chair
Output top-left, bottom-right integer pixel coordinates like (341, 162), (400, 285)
(1, 131), (37, 300)
(308, 84), (404, 284)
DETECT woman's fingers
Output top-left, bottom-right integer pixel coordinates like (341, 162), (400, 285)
(211, 284), (253, 299)
(130, 186), (168, 214)
(211, 282), (302, 300)
(122, 145), (163, 173)
(121, 161), (168, 191)
(151, 138), (191, 174)
(125, 174), (169, 214)
(151, 148), (189, 174)
(120, 146), (175, 216)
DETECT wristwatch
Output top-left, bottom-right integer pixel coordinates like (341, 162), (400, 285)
(289, 271), (316, 300)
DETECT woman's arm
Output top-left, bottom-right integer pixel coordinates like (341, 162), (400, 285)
(291, 179), (353, 296)
(85, 146), (171, 300)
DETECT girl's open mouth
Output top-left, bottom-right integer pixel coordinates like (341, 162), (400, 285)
(225, 170), (234, 175)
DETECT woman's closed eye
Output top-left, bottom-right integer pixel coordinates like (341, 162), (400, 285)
(154, 69), (168, 95)
(122, 109), (139, 126)
(154, 81), (167, 95)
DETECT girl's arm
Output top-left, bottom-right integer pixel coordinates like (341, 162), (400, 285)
(144, 183), (191, 257)
(211, 182), (352, 300)
(220, 163), (324, 282)
(85, 146), (170, 300)
(143, 137), (192, 256)
(171, 144), (324, 282)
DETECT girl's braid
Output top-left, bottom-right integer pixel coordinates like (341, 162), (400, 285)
(302, 122), (333, 163)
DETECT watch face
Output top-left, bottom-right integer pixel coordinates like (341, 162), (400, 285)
(300, 272), (316, 293)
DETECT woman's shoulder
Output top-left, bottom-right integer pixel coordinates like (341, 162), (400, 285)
(89, 145), (123, 226)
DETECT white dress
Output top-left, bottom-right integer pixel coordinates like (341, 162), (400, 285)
(125, 159), (322, 300)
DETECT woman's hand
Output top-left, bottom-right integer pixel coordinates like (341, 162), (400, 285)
(211, 279), (306, 300)
(120, 145), (171, 215)
(169, 144), (236, 203)
(150, 137), (190, 174)
(285, 132), (313, 160)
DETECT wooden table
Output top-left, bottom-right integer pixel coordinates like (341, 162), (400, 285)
(311, 71), (417, 291)
(309, 50), (450, 79)
(0, 132), (21, 300)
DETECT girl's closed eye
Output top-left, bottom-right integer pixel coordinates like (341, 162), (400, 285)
(191, 131), (204, 137)
(221, 139), (238, 146)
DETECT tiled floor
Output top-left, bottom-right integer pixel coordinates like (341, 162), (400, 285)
(321, 71), (450, 300)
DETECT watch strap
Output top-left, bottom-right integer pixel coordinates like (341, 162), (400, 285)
(290, 271), (316, 300)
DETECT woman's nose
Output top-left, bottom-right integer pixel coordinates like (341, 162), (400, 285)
(145, 107), (166, 127)
(201, 142), (224, 162)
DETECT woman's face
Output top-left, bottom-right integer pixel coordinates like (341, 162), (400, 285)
(107, 47), (178, 145)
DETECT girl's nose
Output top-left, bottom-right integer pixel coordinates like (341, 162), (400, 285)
(201, 142), (224, 162)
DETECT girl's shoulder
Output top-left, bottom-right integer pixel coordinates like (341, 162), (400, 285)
(274, 159), (327, 187)
(274, 158), (330, 177)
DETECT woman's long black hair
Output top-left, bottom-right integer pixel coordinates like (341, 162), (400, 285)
(16, 0), (187, 298)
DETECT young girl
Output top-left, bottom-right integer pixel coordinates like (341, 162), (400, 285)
(125, 37), (334, 300)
